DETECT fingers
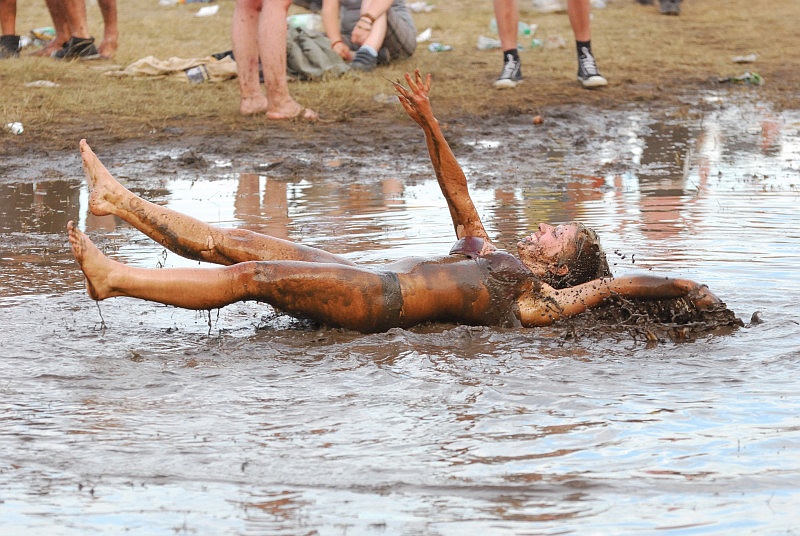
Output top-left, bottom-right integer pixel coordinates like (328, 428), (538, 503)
(398, 70), (432, 99)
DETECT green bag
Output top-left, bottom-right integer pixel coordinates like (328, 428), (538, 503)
(286, 26), (349, 81)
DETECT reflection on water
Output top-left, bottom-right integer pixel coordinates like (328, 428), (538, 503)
(1, 96), (799, 534)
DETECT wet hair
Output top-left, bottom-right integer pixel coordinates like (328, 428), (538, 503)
(543, 222), (612, 289)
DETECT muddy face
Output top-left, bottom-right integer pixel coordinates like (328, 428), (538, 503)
(516, 223), (579, 279)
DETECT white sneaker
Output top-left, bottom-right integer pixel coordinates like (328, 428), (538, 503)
(577, 47), (608, 88)
(494, 53), (523, 89)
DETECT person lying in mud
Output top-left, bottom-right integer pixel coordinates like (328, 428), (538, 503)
(67, 70), (723, 333)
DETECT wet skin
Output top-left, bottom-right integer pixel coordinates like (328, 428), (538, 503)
(67, 70), (721, 333)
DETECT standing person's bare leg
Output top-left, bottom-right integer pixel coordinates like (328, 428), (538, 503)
(232, 0), (269, 115)
(80, 140), (354, 266)
(492, 0), (522, 89)
(96, 0), (118, 59)
(62, 0), (91, 38)
(262, 0), (318, 121)
(0, 0), (20, 59)
(30, 0), (69, 56)
(567, 0), (590, 41)
(568, 0), (606, 88)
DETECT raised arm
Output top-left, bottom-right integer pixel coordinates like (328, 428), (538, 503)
(393, 70), (495, 250)
(519, 275), (722, 327)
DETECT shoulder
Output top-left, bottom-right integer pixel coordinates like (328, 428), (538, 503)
(449, 236), (501, 258)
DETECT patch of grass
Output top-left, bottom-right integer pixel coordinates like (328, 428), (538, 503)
(3, 0), (798, 152)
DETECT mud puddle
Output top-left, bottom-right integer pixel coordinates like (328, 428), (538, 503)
(1, 93), (799, 534)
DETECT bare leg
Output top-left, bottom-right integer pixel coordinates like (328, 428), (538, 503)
(0, 0), (17, 35)
(567, 0), (591, 42)
(232, 0), (269, 115)
(80, 139), (354, 266)
(69, 219), (265, 307)
(493, 0), (518, 52)
(68, 221), (393, 331)
(30, 0), (69, 57)
(62, 0), (91, 39)
(96, 0), (118, 59)
(261, 0), (318, 121)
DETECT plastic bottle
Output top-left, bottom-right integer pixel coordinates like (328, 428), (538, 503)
(488, 18), (534, 38)
(428, 42), (453, 52)
(287, 13), (324, 33)
(477, 35), (502, 50)
(185, 65), (210, 84)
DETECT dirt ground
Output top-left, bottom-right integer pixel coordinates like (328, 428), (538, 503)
(1, 0), (798, 165)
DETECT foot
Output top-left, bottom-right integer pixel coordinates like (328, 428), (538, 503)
(494, 53), (522, 89)
(98, 34), (119, 59)
(29, 39), (65, 57)
(660, 0), (681, 15)
(266, 102), (319, 122)
(577, 47), (608, 89)
(53, 36), (101, 60)
(0, 34), (21, 59)
(239, 94), (269, 115)
(350, 47), (378, 72)
(80, 139), (124, 216)
(67, 220), (117, 301)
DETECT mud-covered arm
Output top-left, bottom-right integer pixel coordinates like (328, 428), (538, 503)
(393, 70), (494, 250)
(518, 275), (721, 326)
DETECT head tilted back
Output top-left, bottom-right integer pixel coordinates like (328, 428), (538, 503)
(545, 222), (611, 289)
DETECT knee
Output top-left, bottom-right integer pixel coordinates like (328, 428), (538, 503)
(235, 0), (263, 10)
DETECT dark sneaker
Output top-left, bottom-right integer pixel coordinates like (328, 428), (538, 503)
(493, 53), (522, 89)
(0, 34), (20, 59)
(376, 47), (391, 66)
(577, 47), (607, 88)
(660, 0), (681, 15)
(53, 36), (101, 60)
(350, 48), (378, 71)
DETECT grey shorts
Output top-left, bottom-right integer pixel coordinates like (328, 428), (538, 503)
(340, 0), (417, 61)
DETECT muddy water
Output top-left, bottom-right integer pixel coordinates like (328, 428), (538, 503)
(1, 95), (799, 534)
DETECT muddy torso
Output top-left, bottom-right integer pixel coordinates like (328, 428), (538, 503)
(382, 237), (536, 328)
(448, 237), (539, 327)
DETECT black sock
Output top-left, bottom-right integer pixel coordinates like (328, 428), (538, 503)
(576, 40), (592, 59)
(503, 48), (520, 62)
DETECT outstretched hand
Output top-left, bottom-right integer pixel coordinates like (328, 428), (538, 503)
(392, 69), (434, 128)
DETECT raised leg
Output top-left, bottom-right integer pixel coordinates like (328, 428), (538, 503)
(68, 221), (395, 331)
(80, 139), (354, 266)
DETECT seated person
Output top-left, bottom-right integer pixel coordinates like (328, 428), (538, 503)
(321, 0), (417, 71)
(67, 71), (725, 334)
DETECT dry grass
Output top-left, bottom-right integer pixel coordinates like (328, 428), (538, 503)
(2, 0), (798, 152)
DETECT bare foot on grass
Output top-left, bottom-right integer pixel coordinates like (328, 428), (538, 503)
(97, 39), (119, 60)
(80, 139), (123, 216)
(240, 94), (269, 116)
(67, 220), (118, 301)
(98, 35), (118, 60)
(266, 102), (319, 122)
(29, 39), (65, 57)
